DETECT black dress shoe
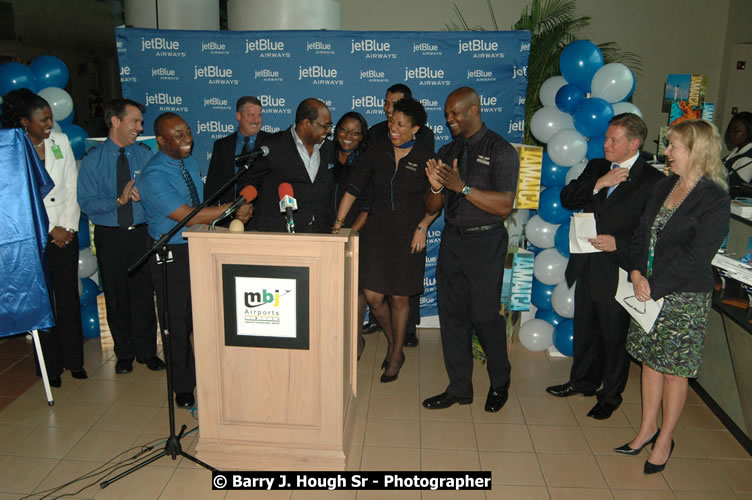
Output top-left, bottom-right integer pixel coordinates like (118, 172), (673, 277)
(614, 429), (660, 455)
(362, 321), (382, 335)
(422, 392), (472, 409)
(644, 440), (674, 474)
(138, 356), (166, 371)
(404, 329), (419, 347)
(587, 401), (618, 420)
(380, 352), (405, 383)
(49, 376), (62, 388)
(70, 369), (88, 379)
(546, 382), (595, 398)
(175, 392), (195, 408)
(115, 359), (133, 374)
(485, 383), (510, 412)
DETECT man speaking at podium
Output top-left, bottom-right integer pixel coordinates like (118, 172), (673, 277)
(239, 98), (336, 233)
(137, 112), (236, 409)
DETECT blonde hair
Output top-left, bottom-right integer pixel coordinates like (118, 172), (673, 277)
(667, 119), (728, 189)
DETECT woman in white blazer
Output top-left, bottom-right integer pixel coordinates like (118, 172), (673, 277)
(1, 89), (86, 387)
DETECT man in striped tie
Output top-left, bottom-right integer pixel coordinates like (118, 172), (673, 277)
(138, 112), (234, 409)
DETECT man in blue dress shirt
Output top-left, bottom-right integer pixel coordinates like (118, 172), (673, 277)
(78, 98), (163, 375)
(138, 112), (233, 408)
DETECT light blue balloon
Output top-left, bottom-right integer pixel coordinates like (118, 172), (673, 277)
(541, 152), (569, 188)
(554, 319), (575, 356)
(29, 55), (69, 89)
(555, 83), (585, 114)
(531, 279), (556, 311)
(559, 40), (604, 94)
(621, 69), (636, 102)
(555, 220), (571, 258)
(79, 277), (100, 306)
(587, 135), (606, 160)
(60, 122), (88, 159)
(0, 62), (38, 95)
(538, 187), (573, 225)
(573, 98), (614, 138)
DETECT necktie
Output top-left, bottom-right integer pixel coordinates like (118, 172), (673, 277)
(446, 143), (467, 218)
(606, 164), (621, 197)
(116, 148), (133, 228)
(179, 160), (200, 207)
(242, 135), (251, 154)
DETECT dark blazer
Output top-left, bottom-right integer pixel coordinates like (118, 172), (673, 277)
(204, 130), (271, 205)
(561, 156), (665, 300)
(239, 127), (336, 233)
(630, 175), (730, 300)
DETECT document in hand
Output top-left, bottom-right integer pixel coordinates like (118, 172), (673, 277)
(615, 268), (664, 332)
(568, 213), (600, 254)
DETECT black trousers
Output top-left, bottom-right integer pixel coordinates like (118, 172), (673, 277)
(94, 225), (157, 362)
(37, 235), (84, 377)
(569, 278), (631, 407)
(149, 243), (196, 394)
(437, 225), (511, 399)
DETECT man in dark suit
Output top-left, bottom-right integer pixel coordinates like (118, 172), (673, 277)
(546, 113), (664, 420)
(204, 96), (271, 206)
(240, 98), (336, 233)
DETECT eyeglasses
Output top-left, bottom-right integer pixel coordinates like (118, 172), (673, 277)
(339, 127), (362, 138)
(312, 120), (333, 131)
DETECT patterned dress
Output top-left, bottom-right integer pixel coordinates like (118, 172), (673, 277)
(626, 205), (711, 377)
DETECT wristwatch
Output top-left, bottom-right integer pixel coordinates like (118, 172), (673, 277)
(461, 185), (472, 197)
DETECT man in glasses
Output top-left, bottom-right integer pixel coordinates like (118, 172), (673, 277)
(240, 98), (336, 233)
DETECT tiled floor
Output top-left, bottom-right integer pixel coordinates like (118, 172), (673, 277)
(0, 329), (750, 499)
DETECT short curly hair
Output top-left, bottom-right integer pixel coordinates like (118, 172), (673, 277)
(0, 88), (50, 129)
(392, 97), (427, 129)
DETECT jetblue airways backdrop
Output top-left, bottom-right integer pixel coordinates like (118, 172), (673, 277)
(116, 28), (530, 320)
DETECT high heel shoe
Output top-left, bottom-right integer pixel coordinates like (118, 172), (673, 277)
(381, 357), (389, 370)
(380, 352), (405, 383)
(644, 440), (675, 474)
(613, 428), (660, 455)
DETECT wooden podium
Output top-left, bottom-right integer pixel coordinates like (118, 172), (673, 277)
(184, 226), (358, 470)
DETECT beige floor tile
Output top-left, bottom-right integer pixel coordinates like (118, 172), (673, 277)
(355, 490), (420, 499)
(42, 400), (111, 429)
(547, 487), (615, 499)
(419, 400), (474, 422)
(91, 401), (161, 433)
(65, 429), (142, 462)
(421, 420), (477, 450)
(369, 370), (419, 396)
(367, 393), (420, 420)
(620, 380), (643, 405)
(0, 455), (59, 494)
(291, 490), (356, 499)
(611, 490), (677, 500)
(0, 422), (35, 454)
(478, 451), (545, 486)
(421, 448), (480, 471)
(673, 491), (739, 500)
(620, 402), (653, 430)
(360, 445), (420, 470)
(474, 423), (534, 452)
(0, 394), (58, 425)
(537, 453), (607, 488)
(158, 466), (225, 499)
(484, 485), (549, 499)
(677, 405), (726, 430)
(355, 394), (370, 419)
(130, 432), (191, 468)
(690, 429), (751, 459)
(716, 459), (752, 493)
(350, 416), (367, 447)
(519, 398), (578, 426)
(669, 429), (709, 458)
(10, 425), (87, 458)
(568, 399), (633, 428)
(596, 454), (671, 490)
(582, 427), (639, 455)
(470, 397), (526, 424)
(91, 462), (174, 499)
(421, 489), (486, 499)
(528, 424), (591, 454)
(32, 458), (108, 498)
(661, 457), (733, 492)
(142, 406), (200, 434)
(67, 379), (134, 405)
(364, 418), (420, 448)
(117, 381), (169, 407)
(225, 489), (291, 499)
(345, 441), (362, 471)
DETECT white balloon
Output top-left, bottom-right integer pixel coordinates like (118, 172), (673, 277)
(565, 159), (589, 184)
(518, 319), (555, 351)
(530, 106), (575, 144)
(525, 214), (559, 249)
(37, 87), (73, 122)
(612, 101), (643, 118)
(52, 121), (62, 133)
(547, 129), (588, 167)
(539, 76), (568, 107)
(78, 248), (98, 278)
(590, 63), (634, 103)
(533, 248), (569, 285)
(552, 281), (576, 318)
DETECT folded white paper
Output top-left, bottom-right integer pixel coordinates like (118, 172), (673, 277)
(569, 213), (600, 254)
(615, 268), (664, 332)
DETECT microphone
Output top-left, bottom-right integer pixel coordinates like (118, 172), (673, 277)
(210, 185), (257, 229)
(235, 145), (270, 166)
(278, 183), (298, 234)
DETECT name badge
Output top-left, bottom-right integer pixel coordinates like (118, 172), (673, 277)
(405, 162), (418, 172)
(328, 163), (335, 169)
(51, 144), (63, 160)
(476, 155), (490, 166)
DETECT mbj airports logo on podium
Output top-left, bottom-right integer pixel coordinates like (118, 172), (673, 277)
(235, 277), (297, 338)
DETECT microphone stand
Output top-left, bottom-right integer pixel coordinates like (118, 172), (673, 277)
(101, 157), (260, 488)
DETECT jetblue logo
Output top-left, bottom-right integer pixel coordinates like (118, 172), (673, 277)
(512, 65), (528, 79)
(194, 65), (238, 85)
(245, 39), (290, 58)
(203, 97), (230, 109)
(120, 66), (136, 83)
(359, 69), (386, 81)
(413, 42), (441, 55)
(201, 41), (228, 53)
(195, 120), (235, 136)
(520, 41), (530, 51)
(404, 66), (450, 87)
(151, 67), (177, 80)
(145, 92), (188, 112)
(298, 66), (342, 86)
(140, 37), (185, 57)
(254, 69), (281, 81)
(261, 125), (281, 133)
(467, 69), (495, 81)
(458, 39), (504, 59)
(306, 41), (334, 54)
(420, 98), (440, 110)
(351, 96), (384, 115)
(480, 95), (503, 114)
(351, 39), (395, 59)
(258, 95), (291, 115)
